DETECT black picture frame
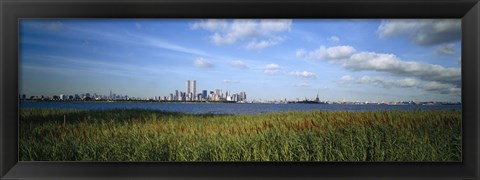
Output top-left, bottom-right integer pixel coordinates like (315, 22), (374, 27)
(1, 0), (479, 179)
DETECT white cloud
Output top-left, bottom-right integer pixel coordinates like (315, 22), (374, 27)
(436, 43), (456, 55)
(345, 52), (460, 84)
(245, 37), (284, 50)
(191, 19), (292, 47)
(327, 36), (340, 43)
(289, 71), (317, 78)
(377, 19), (461, 46)
(191, 19), (229, 31)
(298, 46), (460, 85)
(228, 60), (247, 69)
(340, 75), (354, 82)
(356, 76), (460, 95)
(264, 63), (281, 75)
(193, 58), (214, 68)
(421, 81), (461, 94)
(309, 46), (356, 60)
(259, 19), (292, 33)
(298, 45), (461, 96)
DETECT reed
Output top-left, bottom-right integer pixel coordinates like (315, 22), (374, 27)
(19, 108), (461, 161)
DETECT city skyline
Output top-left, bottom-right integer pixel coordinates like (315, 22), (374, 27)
(19, 19), (461, 102)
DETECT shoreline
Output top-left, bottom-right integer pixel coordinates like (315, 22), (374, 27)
(18, 107), (462, 116)
(20, 100), (461, 106)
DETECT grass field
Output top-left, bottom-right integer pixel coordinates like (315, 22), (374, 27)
(19, 108), (461, 161)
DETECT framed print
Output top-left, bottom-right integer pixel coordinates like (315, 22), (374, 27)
(1, 0), (479, 179)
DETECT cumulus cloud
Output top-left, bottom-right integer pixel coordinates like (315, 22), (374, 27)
(308, 46), (356, 60)
(299, 46), (460, 85)
(193, 58), (214, 68)
(191, 19), (292, 48)
(299, 45), (461, 96)
(327, 36), (340, 43)
(264, 63), (281, 75)
(228, 60), (247, 69)
(356, 76), (460, 94)
(44, 22), (64, 31)
(289, 71), (317, 79)
(436, 43), (456, 55)
(344, 52), (460, 85)
(421, 81), (461, 94)
(377, 19), (461, 46)
(245, 37), (284, 50)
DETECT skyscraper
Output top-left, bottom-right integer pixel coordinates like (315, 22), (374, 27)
(240, 91), (247, 102)
(192, 80), (196, 100)
(175, 90), (180, 101)
(186, 80), (191, 95)
(202, 90), (207, 100)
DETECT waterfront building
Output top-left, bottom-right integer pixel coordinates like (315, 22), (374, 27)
(181, 92), (186, 101)
(186, 80), (191, 96)
(174, 90), (179, 101)
(215, 89), (221, 99)
(239, 91), (247, 101)
(192, 80), (196, 100)
(160, 80), (247, 102)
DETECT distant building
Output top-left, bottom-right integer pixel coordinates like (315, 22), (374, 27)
(181, 92), (186, 101)
(192, 80), (196, 100)
(239, 91), (247, 102)
(202, 90), (207, 100)
(185, 80), (191, 97)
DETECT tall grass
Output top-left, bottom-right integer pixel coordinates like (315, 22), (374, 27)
(19, 108), (461, 161)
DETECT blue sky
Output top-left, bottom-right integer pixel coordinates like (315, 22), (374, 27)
(19, 19), (461, 102)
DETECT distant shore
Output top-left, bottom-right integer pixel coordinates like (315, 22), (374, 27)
(19, 99), (461, 106)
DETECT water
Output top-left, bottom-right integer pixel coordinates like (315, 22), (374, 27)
(20, 101), (461, 115)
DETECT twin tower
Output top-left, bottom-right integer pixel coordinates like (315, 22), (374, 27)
(185, 80), (197, 101)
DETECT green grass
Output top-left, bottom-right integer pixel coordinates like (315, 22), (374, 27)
(19, 108), (461, 161)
